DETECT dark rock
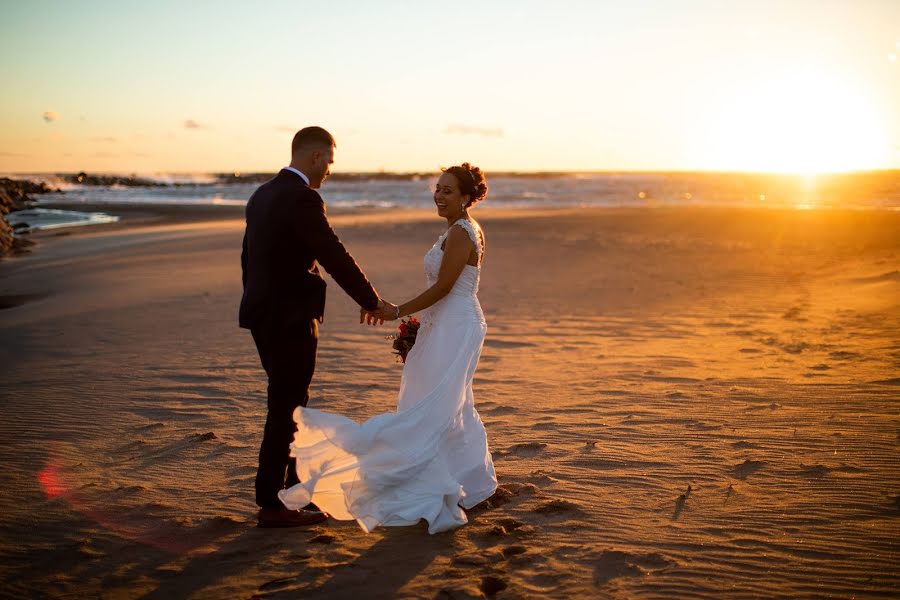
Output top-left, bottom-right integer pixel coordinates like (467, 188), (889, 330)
(0, 216), (12, 255)
(0, 178), (57, 210)
(1, 177), (57, 257)
(214, 172), (276, 184)
(65, 172), (166, 187)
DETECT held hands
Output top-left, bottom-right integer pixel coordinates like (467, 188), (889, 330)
(359, 299), (400, 326)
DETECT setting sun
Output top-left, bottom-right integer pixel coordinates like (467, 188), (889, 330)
(702, 70), (889, 174)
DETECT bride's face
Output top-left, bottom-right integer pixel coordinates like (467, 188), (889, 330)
(434, 173), (469, 219)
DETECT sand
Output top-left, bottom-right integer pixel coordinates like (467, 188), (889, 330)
(0, 205), (898, 598)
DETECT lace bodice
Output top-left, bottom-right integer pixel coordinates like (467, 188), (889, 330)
(424, 218), (483, 297)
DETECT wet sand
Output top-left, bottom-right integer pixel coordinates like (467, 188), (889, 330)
(0, 205), (898, 598)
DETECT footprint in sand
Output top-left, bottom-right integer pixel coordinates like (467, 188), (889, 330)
(532, 499), (585, 515)
(452, 551), (503, 566)
(731, 459), (766, 480)
(799, 464), (831, 478)
(134, 422), (166, 432)
(167, 373), (227, 384)
(474, 483), (539, 510)
(484, 339), (537, 349)
(524, 471), (560, 485)
(482, 405), (518, 416)
(501, 545), (527, 558)
(485, 517), (527, 537)
(258, 576), (303, 593)
(782, 306), (807, 321)
(592, 550), (673, 587)
(532, 422), (558, 431)
(493, 443), (547, 459)
(480, 575), (509, 597)
(506, 442), (547, 457)
(744, 402), (780, 412)
(731, 440), (759, 450)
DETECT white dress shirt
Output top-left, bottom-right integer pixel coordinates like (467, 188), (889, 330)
(283, 166), (310, 186)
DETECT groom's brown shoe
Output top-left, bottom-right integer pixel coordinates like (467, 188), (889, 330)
(257, 506), (328, 528)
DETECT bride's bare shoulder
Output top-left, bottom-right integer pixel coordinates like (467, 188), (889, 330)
(445, 223), (475, 246)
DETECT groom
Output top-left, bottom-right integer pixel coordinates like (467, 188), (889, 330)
(240, 126), (392, 527)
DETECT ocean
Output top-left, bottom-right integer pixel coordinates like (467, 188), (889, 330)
(5, 171), (899, 232)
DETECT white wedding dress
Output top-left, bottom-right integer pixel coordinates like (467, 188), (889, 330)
(278, 218), (497, 534)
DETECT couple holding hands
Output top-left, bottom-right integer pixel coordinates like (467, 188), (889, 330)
(240, 126), (496, 533)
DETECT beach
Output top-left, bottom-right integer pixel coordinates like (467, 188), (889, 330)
(0, 204), (898, 598)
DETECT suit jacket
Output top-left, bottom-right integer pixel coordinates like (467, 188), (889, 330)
(239, 169), (379, 329)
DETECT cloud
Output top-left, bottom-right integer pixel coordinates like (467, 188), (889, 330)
(274, 125), (296, 133)
(444, 123), (504, 138)
(42, 111), (59, 123)
(92, 136), (118, 143)
(184, 119), (208, 130)
(0, 151), (26, 157)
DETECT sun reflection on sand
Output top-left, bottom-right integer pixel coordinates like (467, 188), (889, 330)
(794, 175), (818, 210)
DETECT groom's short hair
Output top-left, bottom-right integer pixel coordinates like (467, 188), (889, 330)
(292, 127), (336, 155)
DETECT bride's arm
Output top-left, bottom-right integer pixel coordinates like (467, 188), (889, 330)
(395, 226), (474, 318)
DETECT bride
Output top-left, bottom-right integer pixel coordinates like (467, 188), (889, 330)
(278, 162), (497, 534)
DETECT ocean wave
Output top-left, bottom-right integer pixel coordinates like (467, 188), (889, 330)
(4, 171), (897, 211)
(7, 208), (119, 232)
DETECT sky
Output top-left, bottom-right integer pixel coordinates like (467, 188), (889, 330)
(1, 0), (898, 174)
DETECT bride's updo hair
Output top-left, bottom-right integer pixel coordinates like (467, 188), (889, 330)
(443, 163), (488, 207)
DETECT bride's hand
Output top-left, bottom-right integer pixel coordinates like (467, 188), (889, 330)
(359, 300), (398, 325)
(373, 301), (400, 322)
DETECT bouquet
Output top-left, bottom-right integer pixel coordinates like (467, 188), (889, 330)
(389, 316), (420, 363)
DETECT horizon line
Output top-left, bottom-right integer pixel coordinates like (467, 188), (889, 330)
(4, 168), (899, 177)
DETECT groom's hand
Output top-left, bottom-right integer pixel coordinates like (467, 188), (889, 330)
(360, 300), (386, 326)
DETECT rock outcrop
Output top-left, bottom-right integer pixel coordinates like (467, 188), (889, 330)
(64, 172), (166, 187)
(0, 178), (57, 256)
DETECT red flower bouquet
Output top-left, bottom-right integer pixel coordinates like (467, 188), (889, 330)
(389, 317), (420, 363)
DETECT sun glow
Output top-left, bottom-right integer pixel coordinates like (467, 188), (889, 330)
(702, 71), (889, 174)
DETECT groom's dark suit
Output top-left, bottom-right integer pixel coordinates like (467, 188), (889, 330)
(240, 168), (379, 509)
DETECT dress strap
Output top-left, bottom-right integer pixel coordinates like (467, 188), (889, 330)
(452, 219), (483, 258)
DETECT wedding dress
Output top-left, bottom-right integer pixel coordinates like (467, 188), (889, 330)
(278, 218), (497, 534)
